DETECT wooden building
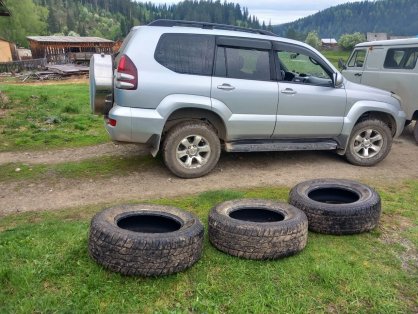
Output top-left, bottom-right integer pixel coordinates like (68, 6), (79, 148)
(27, 36), (114, 63)
(0, 37), (16, 62)
(0, 0), (11, 16)
(321, 38), (338, 49)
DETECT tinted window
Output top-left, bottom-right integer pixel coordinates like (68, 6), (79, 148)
(348, 49), (366, 68)
(155, 34), (215, 76)
(215, 47), (271, 81)
(384, 48), (418, 69)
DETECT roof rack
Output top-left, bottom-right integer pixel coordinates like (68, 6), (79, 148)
(148, 19), (277, 37)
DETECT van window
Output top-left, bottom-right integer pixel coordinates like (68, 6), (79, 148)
(215, 47), (271, 81)
(348, 49), (366, 68)
(155, 34), (215, 76)
(384, 48), (418, 69)
(405, 50), (418, 69)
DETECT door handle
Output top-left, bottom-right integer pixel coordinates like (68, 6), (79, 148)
(354, 73), (362, 77)
(217, 83), (235, 91)
(281, 88), (297, 95)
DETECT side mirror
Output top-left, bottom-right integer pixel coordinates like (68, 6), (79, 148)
(338, 58), (347, 70)
(333, 72), (344, 87)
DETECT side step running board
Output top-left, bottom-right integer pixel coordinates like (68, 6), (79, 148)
(224, 139), (338, 153)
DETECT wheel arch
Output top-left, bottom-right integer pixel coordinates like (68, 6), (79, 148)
(162, 108), (227, 140)
(338, 102), (401, 155)
(355, 111), (397, 137)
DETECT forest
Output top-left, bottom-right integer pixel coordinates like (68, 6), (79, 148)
(1, 0), (417, 48)
(0, 0), (264, 46)
(274, 0), (418, 40)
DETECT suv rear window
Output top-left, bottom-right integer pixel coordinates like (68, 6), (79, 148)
(214, 47), (271, 81)
(155, 33), (215, 76)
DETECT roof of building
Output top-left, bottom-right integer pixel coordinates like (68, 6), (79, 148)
(0, 36), (12, 43)
(27, 36), (114, 43)
(321, 38), (337, 44)
(0, 0), (11, 16)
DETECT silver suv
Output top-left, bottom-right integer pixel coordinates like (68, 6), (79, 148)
(90, 20), (406, 178)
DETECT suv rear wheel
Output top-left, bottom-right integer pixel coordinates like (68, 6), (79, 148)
(345, 119), (392, 166)
(163, 121), (221, 178)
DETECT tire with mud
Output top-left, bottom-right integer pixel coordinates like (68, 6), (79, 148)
(414, 121), (418, 144)
(208, 199), (308, 260)
(289, 179), (381, 235)
(345, 119), (392, 166)
(162, 121), (221, 179)
(88, 204), (204, 276)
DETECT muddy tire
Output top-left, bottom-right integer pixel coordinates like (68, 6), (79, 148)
(162, 121), (221, 179)
(345, 119), (392, 166)
(88, 204), (204, 276)
(414, 121), (418, 144)
(208, 199), (308, 260)
(289, 179), (381, 235)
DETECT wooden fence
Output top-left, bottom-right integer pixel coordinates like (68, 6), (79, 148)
(0, 58), (47, 73)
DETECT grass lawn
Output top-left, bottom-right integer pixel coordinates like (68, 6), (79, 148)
(322, 50), (351, 68)
(1, 181), (417, 313)
(0, 83), (108, 152)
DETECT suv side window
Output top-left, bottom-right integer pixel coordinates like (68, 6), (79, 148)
(276, 50), (333, 86)
(155, 33), (215, 76)
(348, 49), (366, 68)
(384, 48), (418, 69)
(214, 47), (271, 81)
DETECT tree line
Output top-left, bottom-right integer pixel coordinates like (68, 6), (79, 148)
(275, 0), (418, 40)
(0, 0), (266, 47)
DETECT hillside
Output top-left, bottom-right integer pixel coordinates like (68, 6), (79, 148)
(0, 0), (263, 46)
(273, 0), (418, 39)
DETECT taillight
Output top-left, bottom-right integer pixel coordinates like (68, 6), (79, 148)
(116, 54), (138, 90)
(106, 118), (117, 127)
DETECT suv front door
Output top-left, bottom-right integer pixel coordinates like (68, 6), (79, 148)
(273, 44), (346, 138)
(211, 38), (278, 139)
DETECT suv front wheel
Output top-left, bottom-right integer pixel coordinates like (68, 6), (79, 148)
(345, 119), (392, 166)
(162, 121), (221, 178)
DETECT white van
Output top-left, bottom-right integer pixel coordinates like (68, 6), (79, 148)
(341, 38), (418, 142)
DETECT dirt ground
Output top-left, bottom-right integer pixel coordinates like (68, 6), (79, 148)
(0, 125), (417, 216)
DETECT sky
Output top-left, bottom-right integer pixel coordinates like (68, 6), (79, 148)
(141, 0), (364, 25)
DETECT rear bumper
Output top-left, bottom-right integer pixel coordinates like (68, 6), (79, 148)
(105, 104), (165, 143)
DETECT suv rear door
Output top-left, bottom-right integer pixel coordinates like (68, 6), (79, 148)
(211, 37), (278, 139)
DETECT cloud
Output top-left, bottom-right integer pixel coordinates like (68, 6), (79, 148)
(230, 0), (362, 11)
(252, 10), (317, 25)
(137, 0), (364, 24)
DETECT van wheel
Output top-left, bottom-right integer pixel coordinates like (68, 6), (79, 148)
(163, 121), (221, 178)
(414, 121), (418, 144)
(345, 119), (392, 166)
